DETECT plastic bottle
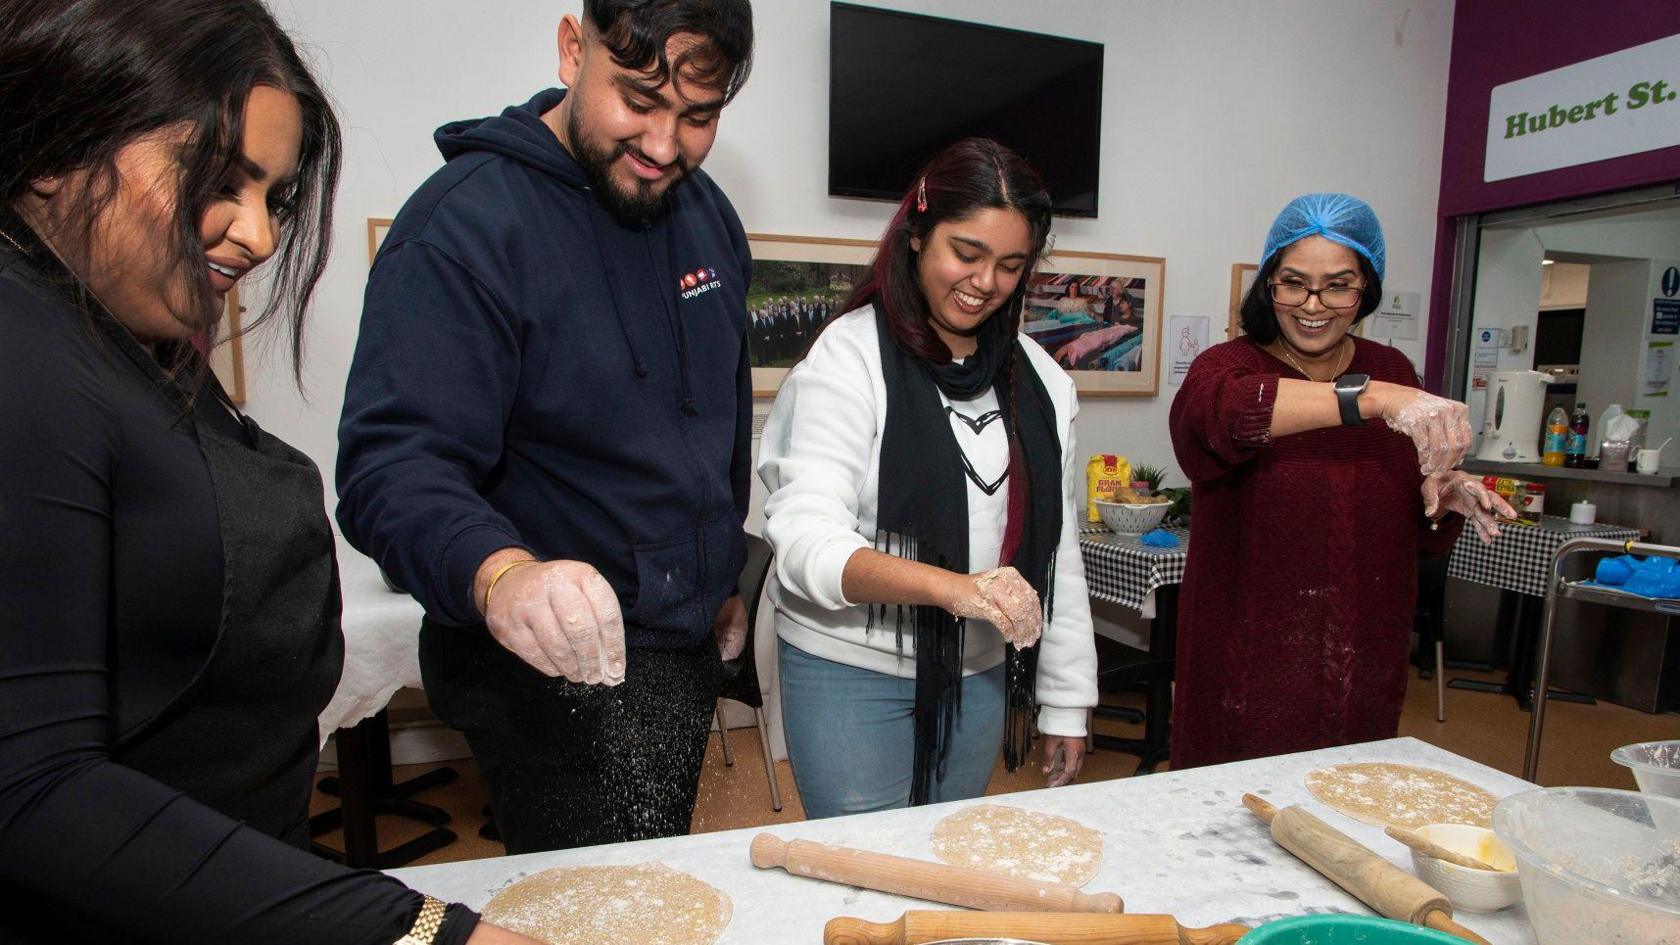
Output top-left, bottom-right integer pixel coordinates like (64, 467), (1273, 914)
(1542, 406), (1568, 466)
(1565, 403), (1589, 467)
(1594, 403), (1623, 458)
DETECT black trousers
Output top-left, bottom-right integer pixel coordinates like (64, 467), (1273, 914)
(419, 619), (722, 854)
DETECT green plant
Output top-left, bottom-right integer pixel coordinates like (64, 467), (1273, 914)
(1131, 463), (1166, 492)
(1161, 486), (1191, 526)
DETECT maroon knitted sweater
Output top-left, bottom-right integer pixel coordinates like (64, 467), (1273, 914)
(1167, 336), (1463, 769)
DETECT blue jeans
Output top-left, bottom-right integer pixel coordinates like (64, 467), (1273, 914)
(778, 638), (1005, 819)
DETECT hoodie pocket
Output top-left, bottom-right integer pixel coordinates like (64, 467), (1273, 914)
(628, 534), (701, 633)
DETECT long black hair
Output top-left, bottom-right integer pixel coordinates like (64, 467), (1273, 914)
(1237, 249), (1383, 345)
(0, 0), (342, 381)
(841, 137), (1055, 364)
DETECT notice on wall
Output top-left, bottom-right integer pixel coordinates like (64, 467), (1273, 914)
(1167, 315), (1210, 386)
(1655, 298), (1680, 335)
(1473, 328), (1501, 372)
(1645, 341), (1675, 397)
(1485, 31), (1680, 182)
(1369, 289), (1421, 340)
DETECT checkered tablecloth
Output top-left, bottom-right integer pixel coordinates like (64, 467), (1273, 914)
(1447, 514), (1639, 598)
(1078, 522), (1189, 612)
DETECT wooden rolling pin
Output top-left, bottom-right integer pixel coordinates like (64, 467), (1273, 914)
(1241, 795), (1492, 945)
(750, 834), (1123, 914)
(824, 911), (1249, 945)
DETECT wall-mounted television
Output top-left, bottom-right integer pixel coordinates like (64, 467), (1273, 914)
(828, 3), (1104, 218)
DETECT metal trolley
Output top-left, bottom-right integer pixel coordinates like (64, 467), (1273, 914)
(1525, 536), (1680, 781)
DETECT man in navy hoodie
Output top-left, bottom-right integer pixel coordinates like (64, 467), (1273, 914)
(337, 0), (754, 853)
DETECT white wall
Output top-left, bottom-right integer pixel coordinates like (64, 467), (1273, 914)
(256, 1), (1457, 740)
(1577, 260), (1648, 420)
(255, 0), (1456, 499)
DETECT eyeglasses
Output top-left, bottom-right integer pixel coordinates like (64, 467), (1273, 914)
(1267, 282), (1365, 310)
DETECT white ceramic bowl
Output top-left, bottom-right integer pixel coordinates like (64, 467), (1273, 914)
(1612, 740), (1680, 799)
(1407, 824), (1521, 913)
(1094, 499), (1169, 535)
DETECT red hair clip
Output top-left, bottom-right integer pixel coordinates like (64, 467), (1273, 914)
(916, 176), (928, 213)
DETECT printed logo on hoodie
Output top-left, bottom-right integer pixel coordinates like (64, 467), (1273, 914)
(679, 266), (722, 300)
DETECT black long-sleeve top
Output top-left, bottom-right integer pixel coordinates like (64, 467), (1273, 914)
(0, 238), (476, 943)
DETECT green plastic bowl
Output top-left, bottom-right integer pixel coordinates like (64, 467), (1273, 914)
(1239, 915), (1468, 944)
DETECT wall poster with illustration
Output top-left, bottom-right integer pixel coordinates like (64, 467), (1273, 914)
(749, 236), (1165, 398)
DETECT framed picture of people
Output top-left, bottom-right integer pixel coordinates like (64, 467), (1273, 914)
(1021, 250), (1165, 397)
(746, 233), (875, 396)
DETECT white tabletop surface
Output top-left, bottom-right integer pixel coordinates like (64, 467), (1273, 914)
(389, 737), (1539, 944)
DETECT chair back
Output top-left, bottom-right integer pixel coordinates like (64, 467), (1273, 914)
(718, 533), (774, 708)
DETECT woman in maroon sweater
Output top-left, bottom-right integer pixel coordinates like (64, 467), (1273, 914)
(1167, 194), (1512, 769)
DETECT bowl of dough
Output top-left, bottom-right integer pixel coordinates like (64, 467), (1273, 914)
(1095, 489), (1170, 535)
(1492, 787), (1680, 945)
(1612, 740), (1680, 799)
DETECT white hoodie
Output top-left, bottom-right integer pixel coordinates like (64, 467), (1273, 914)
(756, 307), (1098, 737)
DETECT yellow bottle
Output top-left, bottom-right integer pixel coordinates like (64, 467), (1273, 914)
(1542, 407), (1567, 466)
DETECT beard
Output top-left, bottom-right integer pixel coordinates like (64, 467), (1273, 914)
(568, 107), (690, 229)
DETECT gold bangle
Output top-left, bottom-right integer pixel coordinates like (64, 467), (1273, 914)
(483, 559), (536, 614)
(394, 895), (447, 945)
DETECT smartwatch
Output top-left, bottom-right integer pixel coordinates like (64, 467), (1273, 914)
(1333, 373), (1370, 427)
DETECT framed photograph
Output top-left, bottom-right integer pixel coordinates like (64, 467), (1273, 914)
(1229, 263), (1258, 339)
(368, 217), (393, 265)
(1021, 250), (1165, 397)
(207, 287), (246, 405)
(747, 233), (875, 396)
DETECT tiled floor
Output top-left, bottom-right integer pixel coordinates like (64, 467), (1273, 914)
(307, 666), (1679, 867)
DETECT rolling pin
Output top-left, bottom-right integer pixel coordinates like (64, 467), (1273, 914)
(750, 834), (1123, 913)
(824, 911), (1250, 945)
(1241, 795), (1491, 945)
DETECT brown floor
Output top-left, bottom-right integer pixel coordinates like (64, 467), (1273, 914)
(308, 666), (1680, 867)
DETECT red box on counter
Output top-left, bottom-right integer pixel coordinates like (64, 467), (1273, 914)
(1481, 476), (1544, 525)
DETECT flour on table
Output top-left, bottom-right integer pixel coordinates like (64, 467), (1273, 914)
(1304, 763), (1498, 830)
(481, 862), (731, 945)
(930, 803), (1103, 885)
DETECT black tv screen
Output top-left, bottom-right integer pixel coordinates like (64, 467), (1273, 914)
(828, 3), (1104, 218)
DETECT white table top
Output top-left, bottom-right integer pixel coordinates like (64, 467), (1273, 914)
(389, 737), (1538, 944)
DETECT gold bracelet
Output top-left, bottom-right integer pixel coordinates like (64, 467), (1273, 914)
(394, 895), (447, 945)
(483, 558), (536, 614)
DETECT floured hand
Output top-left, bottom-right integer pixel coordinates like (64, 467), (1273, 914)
(483, 559), (626, 685)
(1378, 385), (1472, 475)
(1422, 470), (1516, 544)
(944, 566), (1042, 647)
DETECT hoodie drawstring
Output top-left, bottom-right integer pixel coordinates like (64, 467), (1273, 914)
(582, 190), (698, 417)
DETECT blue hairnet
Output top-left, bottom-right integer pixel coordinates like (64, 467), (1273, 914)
(1259, 193), (1386, 280)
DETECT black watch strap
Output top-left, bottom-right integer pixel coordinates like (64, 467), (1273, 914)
(1334, 374), (1369, 427)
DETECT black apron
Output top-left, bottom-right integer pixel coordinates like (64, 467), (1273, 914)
(110, 323), (344, 844)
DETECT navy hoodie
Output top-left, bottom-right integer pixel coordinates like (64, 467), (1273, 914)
(337, 89), (752, 648)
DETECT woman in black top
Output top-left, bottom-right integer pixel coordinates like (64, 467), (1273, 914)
(0, 3), (536, 943)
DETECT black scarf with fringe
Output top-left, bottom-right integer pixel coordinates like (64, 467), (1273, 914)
(873, 305), (1062, 805)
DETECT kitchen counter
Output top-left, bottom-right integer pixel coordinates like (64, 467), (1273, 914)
(388, 737), (1538, 943)
(1463, 458), (1677, 488)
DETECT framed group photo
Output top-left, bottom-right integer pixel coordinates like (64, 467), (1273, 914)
(748, 234), (1166, 398)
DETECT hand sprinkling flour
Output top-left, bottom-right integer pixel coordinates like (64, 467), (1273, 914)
(943, 566), (1042, 647)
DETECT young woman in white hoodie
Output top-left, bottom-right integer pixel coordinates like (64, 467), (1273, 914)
(757, 139), (1098, 818)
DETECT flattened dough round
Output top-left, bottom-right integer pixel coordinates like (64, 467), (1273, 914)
(481, 862), (731, 945)
(930, 803), (1104, 885)
(1305, 763), (1498, 830)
